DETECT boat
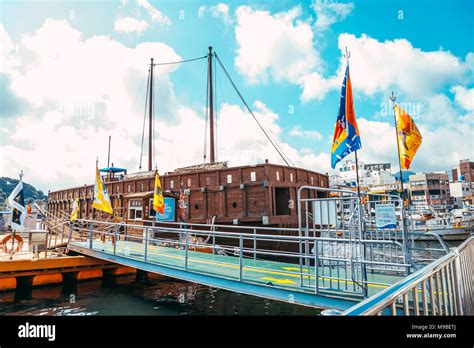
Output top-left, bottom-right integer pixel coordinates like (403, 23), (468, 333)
(46, 47), (329, 254)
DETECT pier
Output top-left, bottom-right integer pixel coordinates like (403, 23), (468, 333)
(2, 186), (472, 315)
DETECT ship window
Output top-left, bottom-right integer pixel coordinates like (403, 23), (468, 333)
(250, 171), (256, 182)
(227, 174), (232, 184)
(232, 202), (237, 208)
(276, 171), (280, 181)
(206, 176), (211, 186)
(188, 179), (192, 187)
(128, 207), (142, 220)
(116, 186), (119, 194)
(274, 187), (290, 216)
(140, 183), (144, 191)
(311, 177), (314, 185)
(170, 180), (174, 189)
(290, 173), (294, 182)
(128, 185), (131, 193)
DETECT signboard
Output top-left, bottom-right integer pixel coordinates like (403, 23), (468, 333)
(156, 197), (176, 221)
(375, 203), (396, 229)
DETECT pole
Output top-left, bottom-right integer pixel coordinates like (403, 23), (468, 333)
(390, 92), (407, 205)
(107, 135), (111, 168)
(148, 58), (154, 172)
(208, 47), (215, 163)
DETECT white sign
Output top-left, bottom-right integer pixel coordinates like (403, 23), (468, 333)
(375, 203), (396, 229)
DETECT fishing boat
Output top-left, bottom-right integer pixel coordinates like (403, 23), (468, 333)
(46, 47), (329, 253)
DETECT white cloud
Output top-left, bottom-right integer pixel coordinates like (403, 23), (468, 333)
(451, 86), (474, 111)
(137, 0), (171, 26)
(289, 125), (322, 140)
(114, 16), (149, 36)
(198, 3), (232, 27)
(0, 19), (181, 190)
(302, 33), (472, 102)
(234, 5), (320, 84)
(312, 0), (354, 29)
(0, 19), (331, 192)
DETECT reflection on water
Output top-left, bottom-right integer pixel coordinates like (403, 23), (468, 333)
(0, 274), (321, 316)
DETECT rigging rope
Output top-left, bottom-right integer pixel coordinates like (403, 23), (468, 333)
(214, 53), (293, 167)
(154, 55), (207, 66)
(139, 69), (151, 171)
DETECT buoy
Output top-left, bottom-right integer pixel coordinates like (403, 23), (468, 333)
(0, 234), (24, 254)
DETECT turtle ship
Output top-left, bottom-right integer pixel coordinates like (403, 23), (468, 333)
(46, 47), (329, 253)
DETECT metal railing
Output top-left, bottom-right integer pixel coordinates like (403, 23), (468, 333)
(67, 217), (415, 299)
(342, 236), (474, 315)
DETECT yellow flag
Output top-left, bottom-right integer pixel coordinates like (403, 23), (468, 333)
(153, 170), (164, 215)
(395, 104), (422, 170)
(70, 197), (79, 221)
(92, 164), (113, 214)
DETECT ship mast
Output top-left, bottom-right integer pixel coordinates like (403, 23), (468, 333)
(208, 47), (215, 163)
(148, 57), (154, 172)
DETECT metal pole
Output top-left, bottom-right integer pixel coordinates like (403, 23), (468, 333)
(144, 227), (148, 262)
(113, 224), (118, 255)
(185, 230), (188, 270)
(148, 58), (154, 171)
(390, 92), (409, 252)
(390, 92), (407, 205)
(239, 235), (243, 281)
(208, 46), (215, 163)
(107, 135), (111, 169)
(253, 228), (256, 260)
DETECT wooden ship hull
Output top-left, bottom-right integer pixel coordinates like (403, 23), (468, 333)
(46, 161), (328, 254)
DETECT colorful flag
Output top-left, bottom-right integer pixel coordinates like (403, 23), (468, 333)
(331, 64), (362, 169)
(70, 197), (79, 221)
(153, 170), (164, 215)
(7, 178), (26, 232)
(92, 164), (113, 214)
(394, 104), (422, 170)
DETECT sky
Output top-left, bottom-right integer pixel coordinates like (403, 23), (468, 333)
(0, 0), (473, 192)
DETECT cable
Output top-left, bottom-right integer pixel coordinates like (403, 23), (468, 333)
(139, 69), (151, 171)
(214, 53), (293, 167)
(214, 54), (218, 162)
(154, 55), (207, 66)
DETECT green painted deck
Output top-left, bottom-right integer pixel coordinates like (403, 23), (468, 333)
(70, 240), (402, 300)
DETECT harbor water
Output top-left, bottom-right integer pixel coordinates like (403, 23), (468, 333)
(0, 240), (462, 316)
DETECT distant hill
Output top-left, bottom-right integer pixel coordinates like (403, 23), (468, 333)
(0, 177), (47, 204)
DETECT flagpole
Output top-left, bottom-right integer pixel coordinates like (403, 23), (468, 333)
(390, 92), (407, 206)
(344, 47), (362, 197)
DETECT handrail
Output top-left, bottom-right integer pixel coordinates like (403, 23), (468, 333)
(342, 236), (473, 315)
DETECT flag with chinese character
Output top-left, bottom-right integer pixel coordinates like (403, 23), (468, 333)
(92, 164), (113, 214)
(70, 197), (79, 221)
(331, 64), (362, 168)
(153, 170), (164, 215)
(394, 104), (422, 170)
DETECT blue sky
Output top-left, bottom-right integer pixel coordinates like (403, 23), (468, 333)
(0, 0), (473, 191)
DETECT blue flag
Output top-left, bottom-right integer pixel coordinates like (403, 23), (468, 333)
(331, 64), (362, 169)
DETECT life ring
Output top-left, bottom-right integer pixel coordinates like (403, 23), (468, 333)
(1, 234), (24, 254)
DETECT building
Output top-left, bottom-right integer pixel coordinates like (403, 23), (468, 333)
(452, 159), (474, 182)
(330, 160), (394, 188)
(449, 181), (474, 208)
(409, 172), (451, 212)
